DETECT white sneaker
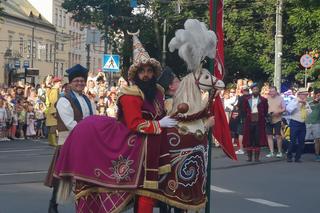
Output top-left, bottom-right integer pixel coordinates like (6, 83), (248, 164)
(276, 152), (283, 158)
(266, 152), (274, 158)
(235, 149), (245, 155)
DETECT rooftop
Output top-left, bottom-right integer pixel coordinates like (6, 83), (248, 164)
(1, 0), (55, 30)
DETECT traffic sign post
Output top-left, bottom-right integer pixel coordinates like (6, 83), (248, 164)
(300, 54), (314, 88)
(103, 54), (120, 72)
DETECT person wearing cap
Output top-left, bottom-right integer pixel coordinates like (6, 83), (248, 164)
(45, 77), (62, 147)
(45, 65), (95, 213)
(286, 88), (312, 162)
(157, 66), (180, 113)
(235, 85), (250, 155)
(242, 83), (268, 162)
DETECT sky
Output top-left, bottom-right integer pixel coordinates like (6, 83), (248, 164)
(28, 0), (52, 23)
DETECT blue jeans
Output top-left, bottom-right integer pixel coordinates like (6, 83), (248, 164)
(287, 120), (306, 161)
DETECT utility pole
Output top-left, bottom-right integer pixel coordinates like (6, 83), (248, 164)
(274, 0), (284, 91)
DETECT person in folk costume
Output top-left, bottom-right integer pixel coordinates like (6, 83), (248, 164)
(117, 31), (177, 213)
(44, 64), (95, 213)
(242, 83), (268, 162)
(45, 77), (62, 147)
(54, 32), (176, 213)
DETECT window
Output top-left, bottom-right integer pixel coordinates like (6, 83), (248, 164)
(60, 63), (64, 74)
(37, 42), (41, 60)
(79, 35), (82, 49)
(49, 44), (53, 62)
(63, 12), (66, 28)
(55, 8), (58, 26)
(55, 62), (59, 75)
(27, 40), (31, 58)
(59, 9), (62, 27)
(19, 37), (24, 56)
(45, 44), (48, 61)
(8, 35), (13, 50)
(61, 43), (64, 51)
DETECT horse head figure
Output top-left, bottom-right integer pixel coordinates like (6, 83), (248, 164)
(168, 19), (225, 120)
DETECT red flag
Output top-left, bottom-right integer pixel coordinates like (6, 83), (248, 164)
(212, 95), (237, 160)
(209, 0), (225, 80)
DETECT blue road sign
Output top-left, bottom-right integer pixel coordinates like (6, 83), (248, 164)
(103, 54), (120, 72)
(23, 60), (30, 68)
(15, 60), (20, 68)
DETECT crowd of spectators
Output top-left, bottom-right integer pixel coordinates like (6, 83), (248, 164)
(221, 78), (320, 162)
(0, 71), (128, 142)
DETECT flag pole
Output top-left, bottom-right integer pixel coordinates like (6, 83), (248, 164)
(206, 0), (218, 213)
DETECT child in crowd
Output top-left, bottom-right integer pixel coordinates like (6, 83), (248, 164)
(106, 91), (117, 118)
(8, 105), (18, 140)
(16, 100), (26, 139)
(26, 104), (36, 138)
(0, 99), (10, 141)
(281, 118), (290, 154)
(96, 96), (107, 116)
(35, 102), (46, 138)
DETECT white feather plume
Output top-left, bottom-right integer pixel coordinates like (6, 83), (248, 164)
(168, 19), (217, 72)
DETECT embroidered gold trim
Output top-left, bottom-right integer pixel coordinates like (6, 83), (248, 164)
(158, 164), (171, 175)
(137, 121), (150, 133)
(143, 180), (158, 189)
(152, 121), (162, 134)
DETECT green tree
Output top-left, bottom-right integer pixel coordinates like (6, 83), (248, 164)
(224, 0), (320, 87)
(62, 0), (208, 78)
(283, 0), (320, 86)
(224, 0), (275, 83)
(62, 0), (145, 75)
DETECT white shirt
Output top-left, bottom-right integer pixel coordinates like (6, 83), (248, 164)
(286, 98), (312, 123)
(251, 96), (259, 113)
(56, 91), (95, 145)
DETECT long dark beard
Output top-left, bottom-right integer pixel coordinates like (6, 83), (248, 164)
(134, 76), (158, 102)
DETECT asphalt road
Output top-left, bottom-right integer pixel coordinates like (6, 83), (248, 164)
(0, 139), (319, 213)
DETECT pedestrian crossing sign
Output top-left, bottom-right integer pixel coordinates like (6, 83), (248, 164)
(103, 54), (120, 72)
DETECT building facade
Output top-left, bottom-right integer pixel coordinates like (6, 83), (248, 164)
(0, 0), (56, 85)
(30, 0), (104, 77)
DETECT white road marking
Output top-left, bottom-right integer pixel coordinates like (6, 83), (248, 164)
(245, 198), (289, 207)
(211, 185), (235, 193)
(0, 171), (47, 176)
(0, 148), (47, 153)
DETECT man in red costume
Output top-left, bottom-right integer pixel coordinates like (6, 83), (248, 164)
(242, 83), (268, 162)
(117, 32), (177, 213)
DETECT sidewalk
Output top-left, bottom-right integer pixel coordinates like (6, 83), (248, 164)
(211, 146), (318, 170)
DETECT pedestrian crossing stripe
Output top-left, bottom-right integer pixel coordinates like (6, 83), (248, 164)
(103, 54), (120, 72)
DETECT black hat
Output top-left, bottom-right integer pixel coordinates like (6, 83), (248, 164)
(250, 82), (258, 89)
(66, 64), (88, 82)
(157, 66), (176, 91)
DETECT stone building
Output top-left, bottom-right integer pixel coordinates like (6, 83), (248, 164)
(0, 0), (57, 85)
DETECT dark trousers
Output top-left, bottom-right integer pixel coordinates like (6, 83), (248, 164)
(287, 120), (306, 161)
(249, 122), (260, 147)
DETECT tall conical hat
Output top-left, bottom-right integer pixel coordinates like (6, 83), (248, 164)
(127, 30), (161, 80)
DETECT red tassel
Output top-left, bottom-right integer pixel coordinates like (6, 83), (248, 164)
(136, 196), (154, 213)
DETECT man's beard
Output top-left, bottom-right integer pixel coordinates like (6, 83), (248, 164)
(134, 76), (158, 102)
